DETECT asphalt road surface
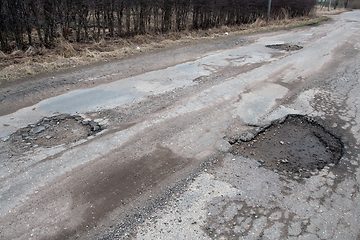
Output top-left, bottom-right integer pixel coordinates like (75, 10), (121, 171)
(1, 11), (360, 240)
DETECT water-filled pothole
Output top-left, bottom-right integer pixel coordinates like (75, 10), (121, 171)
(5, 114), (103, 154)
(229, 115), (343, 179)
(266, 44), (303, 51)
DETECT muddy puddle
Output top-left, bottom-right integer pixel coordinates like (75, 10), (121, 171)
(4, 114), (103, 155)
(229, 115), (343, 179)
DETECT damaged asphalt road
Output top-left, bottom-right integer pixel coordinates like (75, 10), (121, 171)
(1, 11), (360, 240)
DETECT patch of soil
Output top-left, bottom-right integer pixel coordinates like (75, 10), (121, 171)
(5, 114), (102, 155)
(229, 115), (343, 179)
(53, 145), (193, 239)
(265, 44), (303, 51)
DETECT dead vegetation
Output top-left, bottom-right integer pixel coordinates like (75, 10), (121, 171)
(0, 13), (333, 83)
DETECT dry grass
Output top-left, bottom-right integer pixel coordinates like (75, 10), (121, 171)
(316, 8), (348, 15)
(0, 13), (335, 83)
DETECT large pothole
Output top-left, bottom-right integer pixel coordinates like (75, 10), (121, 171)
(229, 115), (343, 179)
(5, 114), (103, 155)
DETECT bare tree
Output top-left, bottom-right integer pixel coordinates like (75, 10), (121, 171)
(162, 0), (173, 32)
(0, 0), (317, 53)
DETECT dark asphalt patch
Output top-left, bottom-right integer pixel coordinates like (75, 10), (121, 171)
(266, 44), (303, 51)
(229, 115), (343, 179)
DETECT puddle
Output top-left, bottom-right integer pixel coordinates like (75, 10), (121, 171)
(4, 114), (103, 154)
(229, 115), (343, 179)
(38, 89), (137, 114)
(265, 44), (303, 51)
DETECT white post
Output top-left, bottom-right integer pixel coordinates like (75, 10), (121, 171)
(267, 0), (272, 21)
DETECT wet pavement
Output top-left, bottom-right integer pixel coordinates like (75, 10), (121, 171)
(1, 11), (360, 240)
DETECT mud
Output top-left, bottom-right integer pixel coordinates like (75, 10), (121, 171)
(3, 114), (102, 156)
(229, 115), (343, 179)
(53, 145), (193, 239)
(265, 44), (303, 51)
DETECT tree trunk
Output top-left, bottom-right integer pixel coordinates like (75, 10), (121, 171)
(8, 0), (24, 49)
(133, 5), (139, 34)
(139, 3), (147, 34)
(162, 0), (172, 32)
(153, 7), (159, 32)
(95, 10), (101, 41)
(175, 4), (182, 31)
(76, 13), (82, 42)
(108, 10), (114, 37)
(126, 6), (131, 34)
(103, 11), (106, 36)
(44, 0), (56, 46)
(192, 3), (200, 29)
(117, 9), (123, 36)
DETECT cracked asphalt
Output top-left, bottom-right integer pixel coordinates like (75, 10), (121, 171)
(0, 11), (360, 240)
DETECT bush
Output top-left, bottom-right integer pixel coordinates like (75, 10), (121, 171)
(348, 0), (360, 8)
(0, 0), (317, 53)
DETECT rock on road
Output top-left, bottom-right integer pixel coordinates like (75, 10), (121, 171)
(1, 11), (360, 240)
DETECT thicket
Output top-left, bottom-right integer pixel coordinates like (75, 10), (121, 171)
(0, 0), (317, 53)
(347, 0), (360, 9)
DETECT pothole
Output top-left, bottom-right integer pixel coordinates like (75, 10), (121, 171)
(5, 114), (103, 153)
(265, 44), (303, 51)
(229, 115), (343, 179)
